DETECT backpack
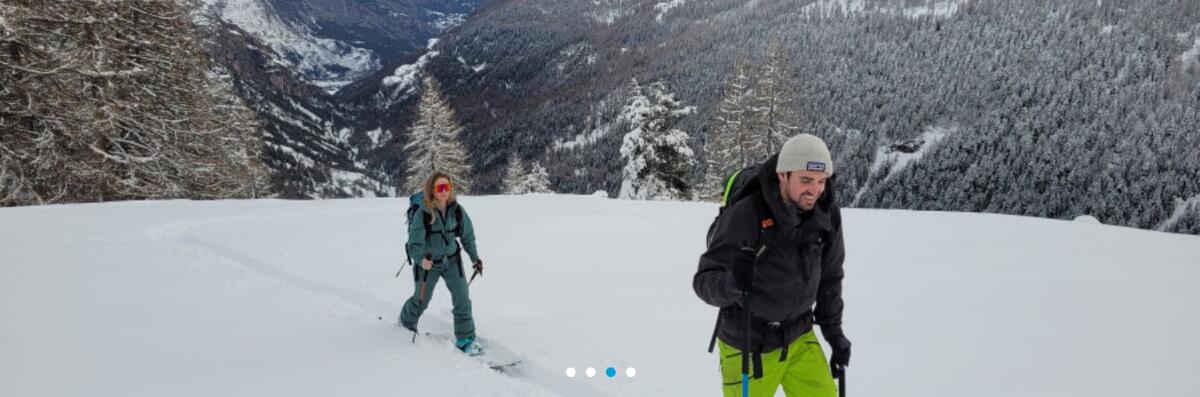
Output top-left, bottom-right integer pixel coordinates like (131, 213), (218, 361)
(404, 192), (464, 266)
(706, 165), (773, 247)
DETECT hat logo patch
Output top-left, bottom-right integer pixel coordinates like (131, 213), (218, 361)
(806, 161), (826, 172)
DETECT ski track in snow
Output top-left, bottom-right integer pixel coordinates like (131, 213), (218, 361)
(146, 208), (609, 397)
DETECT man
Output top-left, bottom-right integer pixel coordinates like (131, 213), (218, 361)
(694, 134), (851, 397)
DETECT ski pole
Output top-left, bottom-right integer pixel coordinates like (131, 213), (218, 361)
(397, 244), (412, 278)
(738, 246), (757, 397)
(839, 369), (846, 397)
(418, 266), (429, 306)
(395, 260), (408, 278)
(467, 264), (482, 286)
(741, 287), (751, 397)
(411, 266), (429, 344)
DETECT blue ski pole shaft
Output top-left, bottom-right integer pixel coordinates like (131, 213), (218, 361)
(741, 290), (751, 397)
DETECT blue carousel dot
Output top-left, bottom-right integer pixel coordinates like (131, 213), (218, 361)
(606, 367), (617, 378)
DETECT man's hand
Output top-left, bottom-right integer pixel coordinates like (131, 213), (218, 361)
(472, 259), (483, 276)
(731, 247), (756, 293)
(421, 258), (433, 270)
(828, 335), (851, 379)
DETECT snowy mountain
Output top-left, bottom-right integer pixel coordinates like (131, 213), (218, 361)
(2, 195), (1199, 396)
(334, 0), (1200, 234)
(190, 0), (488, 199)
(199, 0), (482, 92)
(201, 18), (391, 198)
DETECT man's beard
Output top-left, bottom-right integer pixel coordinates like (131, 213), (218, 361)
(796, 193), (817, 211)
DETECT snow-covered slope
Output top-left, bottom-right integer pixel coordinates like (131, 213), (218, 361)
(802, 0), (970, 19)
(1182, 36), (1200, 71)
(198, 0), (482, 93)
(2, 196), (1198, 396)
(201, 0), (379, 91)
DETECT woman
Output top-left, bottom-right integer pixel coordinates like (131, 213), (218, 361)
(399, 171), (484, 355)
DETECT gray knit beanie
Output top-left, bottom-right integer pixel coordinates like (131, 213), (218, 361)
(776, 134), (834, 175)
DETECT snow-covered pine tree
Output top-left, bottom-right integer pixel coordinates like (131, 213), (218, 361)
(503, 152), (529, 194)
(618, 79), (695, 201)
(403, 77), (471, 194)
(753, 39), (799, 155)
(503, 153), (553, 194)
(704, 59), (759, 201)
(524, 161), (552, 193)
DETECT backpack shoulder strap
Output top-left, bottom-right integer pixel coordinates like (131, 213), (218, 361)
(453, 204), (464, 237)
(422, 210), (433, 234)
(719, 169), (744, 209)
(750, 193), (776, 259)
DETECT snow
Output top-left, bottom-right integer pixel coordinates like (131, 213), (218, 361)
(585, 7), (629, 25)
(1157, 195), (1200, 231)
(804, 0), (968, 19)
(312, 80), (356, 95)
(854, 126), (953, 205)
(381, 49), (440, 97)
(802, 0), (866, 17)
(457, 56), (488, 73)
(4, 196), (1200, 396)
(901, 0), (969, 19)
(430, 11), (466, 32)
(265, 101), (311, 129)
(1073, 215), (1101, 224)
(336, 127), (352, 143)
(380, 42), (441, 100)
(286, 98), (321, 123)
(328, 169), (384, 198)
(365, 128), (391, 147)
(1101, 24), (1116, 35)
(870, 127), (951, 178)
(201, 0), (380, 88)
(1181, 37), (1200, 71)
(264, 141), (316, 168)
(553, 123), (611, 151)
(654, 0), (686, 23)
(383, 51), (439, 87)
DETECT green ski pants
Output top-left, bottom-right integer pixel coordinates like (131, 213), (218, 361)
(718, 329), (838, 397)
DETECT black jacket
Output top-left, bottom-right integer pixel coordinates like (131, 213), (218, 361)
(693, 154), (847, 353)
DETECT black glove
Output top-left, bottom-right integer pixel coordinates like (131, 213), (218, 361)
(730, 247), (756, 293)
(472, 259), (483, 276)
(827, 334), (851, 379)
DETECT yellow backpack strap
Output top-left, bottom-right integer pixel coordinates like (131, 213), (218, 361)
(719, 169), (742, 208)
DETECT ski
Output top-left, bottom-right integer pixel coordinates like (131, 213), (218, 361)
(419, 332), (522, 373)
